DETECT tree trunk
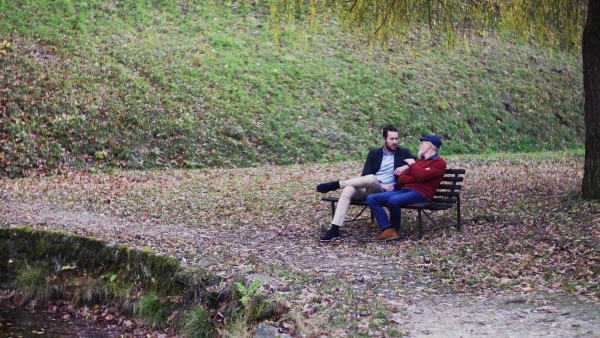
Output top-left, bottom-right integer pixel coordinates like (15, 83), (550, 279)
(582, 0), (600, 199)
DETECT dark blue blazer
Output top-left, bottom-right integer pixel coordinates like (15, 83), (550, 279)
(361, 147), (417, 181)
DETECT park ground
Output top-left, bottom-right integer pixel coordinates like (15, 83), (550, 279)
(1, 151), (599, 337)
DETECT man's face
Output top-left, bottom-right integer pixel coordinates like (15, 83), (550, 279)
(418, 141), (431, 158)
(384, 131), (399, 152)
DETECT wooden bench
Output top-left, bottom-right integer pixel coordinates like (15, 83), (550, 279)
(321, 169), (466, 239)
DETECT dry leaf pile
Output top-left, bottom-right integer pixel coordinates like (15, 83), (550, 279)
(1, 155), (599, 335)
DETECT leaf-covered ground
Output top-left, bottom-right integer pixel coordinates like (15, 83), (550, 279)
(1, 152), (599, 336)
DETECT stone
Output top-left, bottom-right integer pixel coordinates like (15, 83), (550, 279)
(235, 273), (280, 288)
(253, 323), (278, 338)
(195, 257), (218, 267)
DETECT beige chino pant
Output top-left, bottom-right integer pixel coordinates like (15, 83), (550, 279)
(331, 174), (385, 226)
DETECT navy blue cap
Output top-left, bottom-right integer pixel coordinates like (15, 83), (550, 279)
(419, 135), (442, 149)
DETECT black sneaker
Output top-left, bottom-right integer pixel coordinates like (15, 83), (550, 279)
(316, 181), (340, 193)
(320, 228), (340, 242)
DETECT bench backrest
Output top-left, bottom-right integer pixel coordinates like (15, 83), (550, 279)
(428, 169), (466, 210)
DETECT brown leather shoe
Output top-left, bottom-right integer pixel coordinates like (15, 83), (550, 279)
(373, 228), (398, 241)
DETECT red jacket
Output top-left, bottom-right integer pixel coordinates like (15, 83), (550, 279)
(397, 157), (446, 201)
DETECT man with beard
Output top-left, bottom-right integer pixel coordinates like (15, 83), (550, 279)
(366, 135), (446, 241)
(316, 125), (416, 242)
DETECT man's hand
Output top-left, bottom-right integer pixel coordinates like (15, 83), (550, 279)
(380, 183), (394, 192)
(405, 159), (416, 165)
(394, 165), (409, 176)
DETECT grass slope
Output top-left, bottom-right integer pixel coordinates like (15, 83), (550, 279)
(0, 0), (584, 177)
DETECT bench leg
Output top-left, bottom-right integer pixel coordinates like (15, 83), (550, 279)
(326, 200), (373, 223)
(330, 201), (336, 221)
(350, 206), (369, 222)
(456, 195), (462, 231)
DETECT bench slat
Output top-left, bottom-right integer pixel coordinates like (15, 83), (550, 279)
(434, 191), (460, 197)
(322, 196), (368, 206)
(437, 184), (462, 190)
(430, 197), (457, 204)
(433, 197), (458, 200)
(445, 169), (466, 174)
(442, 175), (463, 180)
(404, 203), (453, 210)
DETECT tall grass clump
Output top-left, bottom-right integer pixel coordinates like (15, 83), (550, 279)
(73, 278), (107, 307)
(14, 265), (64, 305)
(181, 306), (216, 338)
(106, 279), (137, 315)
(135, 292), (179, 329)
(71, 276), (136, 315)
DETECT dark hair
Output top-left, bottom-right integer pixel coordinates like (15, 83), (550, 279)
(382, 125), (398, 138)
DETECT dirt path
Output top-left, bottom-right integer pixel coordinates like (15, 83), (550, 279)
(3, 197), (600, 337)
(399, 292), (600, 337)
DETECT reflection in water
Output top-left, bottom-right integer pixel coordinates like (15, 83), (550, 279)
(0, 304), (117, 338)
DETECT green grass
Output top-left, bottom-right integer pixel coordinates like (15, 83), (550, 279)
(135, 291), (179, 329)
(14, 265), (47, 303)
(71, 275), (136, 314)
(181, 306), (216, 338)
(0, 0), (583, 177)
(14, 264), (65, 305)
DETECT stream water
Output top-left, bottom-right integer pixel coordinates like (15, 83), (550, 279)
(0, 304), (117, 338)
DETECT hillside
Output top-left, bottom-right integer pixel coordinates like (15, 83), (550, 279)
(0, 0), (584, 177)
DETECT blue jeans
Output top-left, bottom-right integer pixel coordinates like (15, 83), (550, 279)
(366, 188), (429, 232)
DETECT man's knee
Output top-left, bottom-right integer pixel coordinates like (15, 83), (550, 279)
(340, 186), (357, 198)
(388, 196), (408, 208)
(366, 194), (377, 206)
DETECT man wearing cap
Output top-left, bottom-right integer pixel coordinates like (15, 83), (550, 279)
(316, 125), (417, 242)
(366, 135), (447, 241)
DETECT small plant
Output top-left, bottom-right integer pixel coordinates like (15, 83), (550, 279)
(181, 306), (216, 338)
(235, 280), (262, 307)
(105, 272), (119, 283)
(385, 326), (403, 336)
(94, 150), (108, 160)
(0, 40), (11, 56)
(562, 282), (578, 293)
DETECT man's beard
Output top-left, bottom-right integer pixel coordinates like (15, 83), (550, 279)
(385, 143), (397, 152)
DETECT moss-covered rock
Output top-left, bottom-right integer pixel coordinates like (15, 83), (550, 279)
(245, 293), (280, 323)
(229, 272), (286, 323)
(175, 266), (222, 305)
(0, 227), (294, 334)
(0, 227), (198, 295)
